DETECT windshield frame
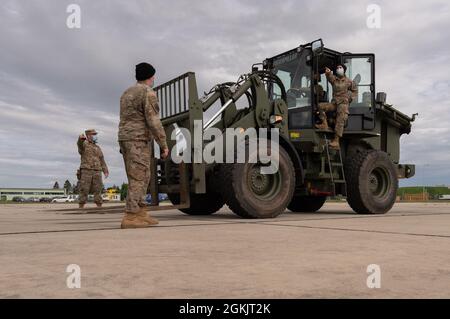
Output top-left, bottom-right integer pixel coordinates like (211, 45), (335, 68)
(267, 47), (314, 128)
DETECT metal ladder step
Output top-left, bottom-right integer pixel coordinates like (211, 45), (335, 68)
(323, 134), (347, 196)
(331, 162), (343, 167)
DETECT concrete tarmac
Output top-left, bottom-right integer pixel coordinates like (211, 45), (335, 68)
(0, 202), (449, 298)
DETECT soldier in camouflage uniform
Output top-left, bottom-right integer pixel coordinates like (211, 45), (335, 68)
(118, 62), (169, 229)
(315, 64), (358, 149)
(77, 129), (109, 208)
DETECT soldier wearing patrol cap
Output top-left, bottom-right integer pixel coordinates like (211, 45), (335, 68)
(77, 129), (109, 208)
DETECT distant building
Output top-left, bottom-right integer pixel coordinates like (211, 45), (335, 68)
(0, 188), (66, 201)
(402, 192), (429, 201)
(102, 189), (121, 202)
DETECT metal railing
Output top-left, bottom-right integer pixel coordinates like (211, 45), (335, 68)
(154, 72), (195, 119)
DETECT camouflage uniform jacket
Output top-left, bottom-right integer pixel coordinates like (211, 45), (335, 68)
(326, 73), (358, 104)
(118, 82), (168, 149)
(77, 139), (108, 173)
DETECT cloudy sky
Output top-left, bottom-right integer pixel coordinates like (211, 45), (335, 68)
(0, 0), (449, 189)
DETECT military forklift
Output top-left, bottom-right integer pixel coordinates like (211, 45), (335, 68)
(146, 39), (415, 219)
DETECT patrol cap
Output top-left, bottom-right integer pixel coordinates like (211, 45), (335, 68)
(85, 129), (98, 136)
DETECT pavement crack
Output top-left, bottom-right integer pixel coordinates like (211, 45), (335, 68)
(257, 222), (450, 239)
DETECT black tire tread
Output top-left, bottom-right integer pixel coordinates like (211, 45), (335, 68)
(345, 149), (373, 214)
(288, 196), (326, 213)
(220, 147), (295, 219)
(345, 149), (397, 214)
(168, 192), (224, 215)
(220, 163), (254, 218)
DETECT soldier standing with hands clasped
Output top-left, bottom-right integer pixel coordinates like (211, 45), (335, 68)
(77, 129), (109, 209)
(118, 62), (169, 229)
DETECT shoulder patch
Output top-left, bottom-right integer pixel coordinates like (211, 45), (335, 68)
(148, 88), (157, 98)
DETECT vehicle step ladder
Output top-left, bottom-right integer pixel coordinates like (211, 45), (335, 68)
(323, 135), (347, 197)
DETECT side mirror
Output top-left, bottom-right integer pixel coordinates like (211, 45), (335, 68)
(251, 63), (263, 73)
(311, 39), (324, 55)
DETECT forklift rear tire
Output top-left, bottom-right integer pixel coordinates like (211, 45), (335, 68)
(345, 150), (398, 214)
(221, 143), (295, 219)
(168, 192), (225, 215)
(288, 196), (327, 213)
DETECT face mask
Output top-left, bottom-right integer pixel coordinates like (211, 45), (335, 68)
(336, 67), (344, 77)
(92, 135), (98, 143)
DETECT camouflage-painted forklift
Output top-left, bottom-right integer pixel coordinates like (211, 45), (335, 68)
(149, 39), (416, 218)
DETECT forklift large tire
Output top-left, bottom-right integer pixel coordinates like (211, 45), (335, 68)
(168, 192), (225, 215)
(164, 160), (224, 216)
(288, 196), (327, 213)
(221, 143), (295, 219)
(345, 150), (398, 214)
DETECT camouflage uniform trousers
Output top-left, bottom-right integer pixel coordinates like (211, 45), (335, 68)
(119, 140), (152, 213)
(317, 100), (349, 137)
(79, 169), (103, 205)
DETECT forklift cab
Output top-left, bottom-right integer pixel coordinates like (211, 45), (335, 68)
(266, 39), (376, 132)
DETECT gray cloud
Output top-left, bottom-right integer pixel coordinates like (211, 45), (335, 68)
(0, 0), (449, 188)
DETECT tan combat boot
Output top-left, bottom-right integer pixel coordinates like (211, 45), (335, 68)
(315, 121), (329, 130)
(121, 212), (151, 229)
(329, 136), (340, 149)
(79, 203), (85, 209)
(137, 207), (159, 225)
